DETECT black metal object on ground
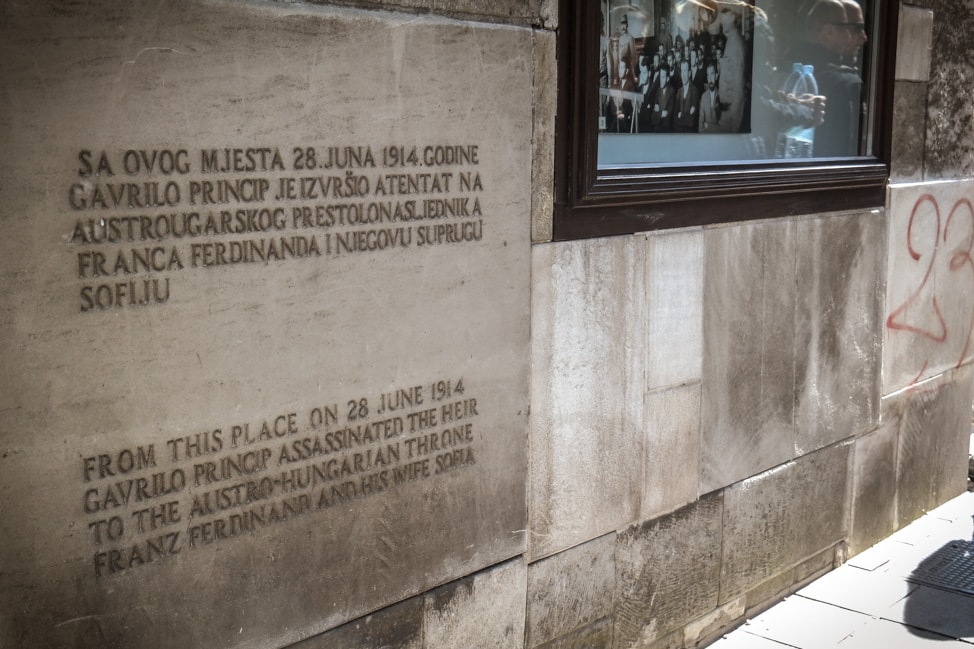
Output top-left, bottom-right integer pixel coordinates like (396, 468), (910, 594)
(909, 539), (974, 597)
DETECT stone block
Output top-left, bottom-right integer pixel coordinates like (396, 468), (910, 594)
(682, 596), (745, 648)
(896, 5), (934, 82)
(892, 365), (974, 527)
(421, 0), (545, 24)
(794, 211), (884, 454)
(613, 493), (723, 649)
(291, 597), (423, 649)
(850, 421), (899, 554)
(645, 228), (704, 390)
(304, 0), (546, 25)
(639, 628), (684, 649)
(884, 180), (974, 393)
(530, 237), (647, 559)
(642, 383), (701, 520)
(532, 28), (557, 244)
(743, 569), (799, 618)
(526, 533), (616, 648)
(891, 81), (928, 182)
(701, 220), (797, 493)
(922, 2), (974, 178)
(534, 617), (614, 649)
(720, 440), (853, 602)
(424, 559), (527, 649)
(740, 545), (834, 619)
(0, 2), (532, 647)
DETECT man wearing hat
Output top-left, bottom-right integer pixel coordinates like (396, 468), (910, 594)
(618, 13), (639, 84)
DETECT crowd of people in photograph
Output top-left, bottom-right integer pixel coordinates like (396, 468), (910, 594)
(600, 0), (867, 158)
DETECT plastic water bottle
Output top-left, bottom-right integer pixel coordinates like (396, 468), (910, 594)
(783, 62), (803, 94)
(780, 63), (818, 157)
(796, 65), (818, 156)
(775, 63), (804, 157)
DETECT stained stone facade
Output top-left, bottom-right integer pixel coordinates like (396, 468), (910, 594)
(1, 2), (972, 649)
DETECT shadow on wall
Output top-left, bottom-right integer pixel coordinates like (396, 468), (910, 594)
(904, 519), (974, 641)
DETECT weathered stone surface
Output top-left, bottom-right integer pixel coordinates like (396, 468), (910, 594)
(850, 421), (899, 554)
(896, 5), (934, 82)
(742, 569), (797, 619)
(682, 596), (745, 648)
(613, 493), (723, 649)
(304, 0), (549, 26)
(701, 220), (797, 493)
(720, 440), (852, 603)
(884, 180), (974, 394)
(527, 533), (616, 647)
(0, 3), (531, 648)
(531, 237), (646, 559)
(642, 383), (701, 520)
(532, 28), (557, 243)
(290, 597), (423, 649)
(646, 228), (704, 390)
(912, 1), (974, 177)
(891, 365), (974, 527)
(424, 559), (527, 649)
(794, 211), (884, 455)
(297, 559), (531, 649)
(891, 81), (928, 182)
(794, 546), (839, 584)
(639, 628), (685, 649)
(428, 0), (548, 24)
(534, 617), (613, 649)
(743, 546), (834, 619)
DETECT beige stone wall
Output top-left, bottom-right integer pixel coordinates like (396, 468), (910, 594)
(516, 4), (974, 649)
(285, 3), (974, 648)
(1, 1), (971, 648)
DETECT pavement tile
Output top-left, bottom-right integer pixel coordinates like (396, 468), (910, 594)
(837, 617), (973, 648)
(743, 596), (870, 648)
(890, 515), (962, 548)
(715, 491), (974, 649)
(880, 585), (974, 642)
(927, 492), (974, 530)
(847, 538), (917, 572)
(796, 564), (918, 617)
(705, 631), (800, 648)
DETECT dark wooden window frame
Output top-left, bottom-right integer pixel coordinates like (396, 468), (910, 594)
(553, 0), (899, 241)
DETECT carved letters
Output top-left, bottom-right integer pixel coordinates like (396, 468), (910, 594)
(81, 379), (480, 577)
(68, 145), (485, 311)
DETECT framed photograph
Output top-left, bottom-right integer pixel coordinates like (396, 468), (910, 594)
(556, 0), (898, 239)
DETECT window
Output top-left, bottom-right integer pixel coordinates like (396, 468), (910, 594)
(554, 0), (897, 239)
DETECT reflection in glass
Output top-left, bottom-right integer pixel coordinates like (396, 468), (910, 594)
(597, 0), (871, 165)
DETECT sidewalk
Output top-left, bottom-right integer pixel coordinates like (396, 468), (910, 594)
(708, 490), (974, 648)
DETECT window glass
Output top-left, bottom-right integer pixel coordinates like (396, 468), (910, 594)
(597, 0), (876, 166)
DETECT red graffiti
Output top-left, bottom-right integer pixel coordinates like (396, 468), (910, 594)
(886, 193), (974, 384)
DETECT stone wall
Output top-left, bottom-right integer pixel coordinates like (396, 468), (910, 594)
(1, 1), (971, 648)
(521, 4), (974, 649)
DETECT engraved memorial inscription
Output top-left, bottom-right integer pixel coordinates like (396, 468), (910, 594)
(70, 145), (485, 311)
(80, 378), (480, 578)
(1, 3), (529, 647)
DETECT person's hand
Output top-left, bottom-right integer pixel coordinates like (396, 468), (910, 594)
(809, 95), (826, 126)
(789, 93), (827, 127)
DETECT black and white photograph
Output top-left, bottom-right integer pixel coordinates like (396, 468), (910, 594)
(600, 0), (756, 136)
(598, 0), (870, 161)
